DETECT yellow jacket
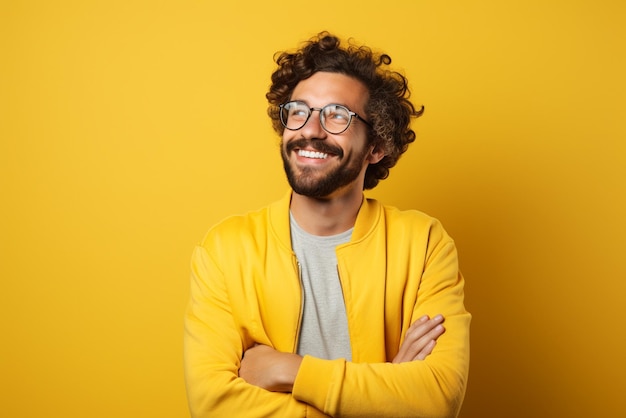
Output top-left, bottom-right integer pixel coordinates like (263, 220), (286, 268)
(184, 192), (471, 417)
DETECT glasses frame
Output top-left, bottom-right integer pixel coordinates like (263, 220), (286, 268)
(279, 101), (372, 134)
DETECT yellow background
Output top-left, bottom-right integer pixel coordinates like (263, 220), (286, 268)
(1, 1), (624, 417)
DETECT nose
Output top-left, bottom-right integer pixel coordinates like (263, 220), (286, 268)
(300, 109), (327, 139)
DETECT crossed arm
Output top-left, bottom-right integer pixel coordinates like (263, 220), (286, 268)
(186, 224), (470, 417)
(239, 314), (446, 392)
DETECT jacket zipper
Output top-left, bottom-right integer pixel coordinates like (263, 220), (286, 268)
(292, 257), (304, 354)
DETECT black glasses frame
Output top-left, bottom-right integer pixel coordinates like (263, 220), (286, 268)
(279, 101), (372, 134)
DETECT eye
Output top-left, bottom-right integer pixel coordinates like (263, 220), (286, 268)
(323, 105), (350, 121)
(288, 102), (309, 119)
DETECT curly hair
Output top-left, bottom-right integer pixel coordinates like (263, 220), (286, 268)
(266, 31), (424, 190)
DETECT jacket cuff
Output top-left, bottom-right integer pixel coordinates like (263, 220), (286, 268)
(292, 355), (345, 412)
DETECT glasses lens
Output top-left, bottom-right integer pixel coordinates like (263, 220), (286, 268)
(281, 101), (310, 130)
(321, 105), (351, 134)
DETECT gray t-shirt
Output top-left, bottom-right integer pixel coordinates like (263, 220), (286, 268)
(290, 213), (352, 361)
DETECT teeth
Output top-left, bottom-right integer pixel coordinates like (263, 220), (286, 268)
(298, 149), (328, 159)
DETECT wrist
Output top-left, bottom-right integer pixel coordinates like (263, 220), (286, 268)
(274, 353), (302, 392)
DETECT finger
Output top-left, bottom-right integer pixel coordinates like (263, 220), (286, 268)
(393, 315), (446, 363)
(401, 319), (445, 360)
(414, 339), (437, 361)
(405, 314), (444, 342)
(407, 323), (445, 354)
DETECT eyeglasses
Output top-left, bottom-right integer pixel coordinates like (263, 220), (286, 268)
(279, 101), (372, 134)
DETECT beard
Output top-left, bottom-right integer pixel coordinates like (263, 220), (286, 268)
(281, 138), (369, 198)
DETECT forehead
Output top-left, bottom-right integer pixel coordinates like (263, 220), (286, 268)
(290, 72), (369, 112)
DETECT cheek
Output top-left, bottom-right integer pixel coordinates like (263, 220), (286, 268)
(344, 138), (369, 157)
(282, 129), (297, 143)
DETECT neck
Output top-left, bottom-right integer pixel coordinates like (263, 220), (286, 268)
(290, 187), (363, 236)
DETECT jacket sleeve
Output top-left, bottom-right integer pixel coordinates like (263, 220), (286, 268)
(291, 223), (471, 418)
(183, 244), (323, 418)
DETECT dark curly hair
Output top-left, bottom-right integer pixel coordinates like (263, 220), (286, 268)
(266, 31), (424, 190)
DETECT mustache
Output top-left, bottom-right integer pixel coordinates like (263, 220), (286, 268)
(285, 139), (343, 158)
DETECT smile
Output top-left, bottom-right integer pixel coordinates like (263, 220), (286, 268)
(298, 149), (328, 159)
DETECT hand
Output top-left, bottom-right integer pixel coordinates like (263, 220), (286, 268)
(239, 344), (303, 392)
(392, 314), (445, 363)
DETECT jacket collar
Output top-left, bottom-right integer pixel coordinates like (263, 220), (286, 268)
(268, 191), (382, 250)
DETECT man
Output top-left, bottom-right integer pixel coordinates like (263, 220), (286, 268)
(184, 32), (470, 417)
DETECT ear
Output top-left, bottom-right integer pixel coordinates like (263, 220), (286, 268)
(367, 144), (385, 165)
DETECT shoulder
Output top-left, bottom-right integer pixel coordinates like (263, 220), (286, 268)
(198, 193), (292, 252)
(372, 199), (453, 244)
(370, 199), (442, 229)
(381, 203), (435, 223)
(199, 205), (269, 249)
